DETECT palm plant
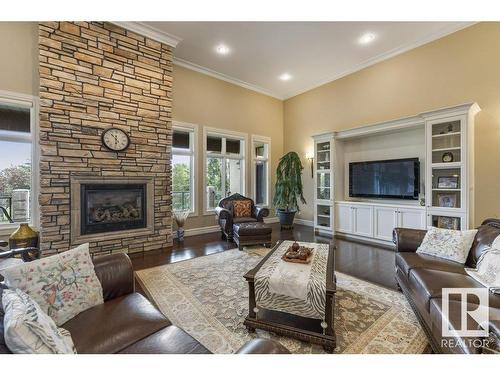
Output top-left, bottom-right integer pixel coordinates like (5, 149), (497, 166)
(273, 152), (306, 227)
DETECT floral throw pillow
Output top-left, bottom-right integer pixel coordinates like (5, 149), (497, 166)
(416, 227), (478, 264)
(2, 288), (76, 354)
(0, 243), (103, 325)
(232, 200), (252, 218)
(465, 249), (500, 292)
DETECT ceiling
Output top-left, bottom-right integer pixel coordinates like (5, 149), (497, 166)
(142, 22), (473, 100)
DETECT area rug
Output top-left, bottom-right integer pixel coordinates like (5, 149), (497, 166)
(135, 247), (428, 354)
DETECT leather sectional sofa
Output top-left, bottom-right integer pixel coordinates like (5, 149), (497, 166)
(0, 253), (289, 354)
(394, 219), (500, 354)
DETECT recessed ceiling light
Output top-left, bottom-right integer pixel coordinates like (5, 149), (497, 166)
(215, 44), (230, 55)
(358, 32), (376, 45)
(279, 73), (292, 81)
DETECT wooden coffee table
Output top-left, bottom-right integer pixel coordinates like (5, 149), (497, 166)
(243, 240), (336, 352)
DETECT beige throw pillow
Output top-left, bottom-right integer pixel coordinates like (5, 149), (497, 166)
(0, 243), (103, 325)
(2, 289), (76, 354)
(465, 235), (500, 292)
(416, 227), (478, 264)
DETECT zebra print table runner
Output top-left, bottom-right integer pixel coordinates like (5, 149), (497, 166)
(254, 241), (329, 319)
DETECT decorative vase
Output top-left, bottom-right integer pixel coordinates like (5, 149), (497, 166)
(9, 223), (39, 250)
(173, 210), (190, 242)
(177, 228), (185, 241)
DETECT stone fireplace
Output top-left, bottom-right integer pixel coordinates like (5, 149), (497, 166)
(70, 176), (155, 245)
(38, 22), (174, 256)
(81, 184), (146, 235)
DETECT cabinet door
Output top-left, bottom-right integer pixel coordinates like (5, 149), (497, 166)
(374, 206), (398, 241)
(352, 205), (373, 237)
(335, 204), (352, 233)
(398, 208), (426, 230)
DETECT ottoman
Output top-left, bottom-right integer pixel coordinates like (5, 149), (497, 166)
(233, 222), (272, 250)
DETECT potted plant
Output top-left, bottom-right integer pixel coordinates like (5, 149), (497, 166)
(272, 151), (306, 229)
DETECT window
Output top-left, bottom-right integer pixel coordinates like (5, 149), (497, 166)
(251, 136), (271, 207)
(172, 122), (197, 214)
(0, 96), (37, 229)
(204, 128), (246, 212)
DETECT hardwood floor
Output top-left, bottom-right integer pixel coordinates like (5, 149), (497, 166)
(130, 223), (398, 290)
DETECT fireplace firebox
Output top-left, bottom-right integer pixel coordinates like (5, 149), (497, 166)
(80, 184), (147, 235)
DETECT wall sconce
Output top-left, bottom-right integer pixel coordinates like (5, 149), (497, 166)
(305, 152), (314, 178)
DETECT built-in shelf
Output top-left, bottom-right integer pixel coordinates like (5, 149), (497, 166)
(431, 162), (462, 169)
(432, 147), (461, 152)
(314, 133), (335, 235)
(432, 188), (461, 191)
(432, 131), (461, 138)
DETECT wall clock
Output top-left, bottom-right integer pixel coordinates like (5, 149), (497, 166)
(102, 128), (130, 151)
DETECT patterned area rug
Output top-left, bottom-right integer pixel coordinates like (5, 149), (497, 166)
(135, 247), (428, 354)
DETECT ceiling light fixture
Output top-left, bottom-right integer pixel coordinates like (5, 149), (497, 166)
(215, 44), (230, 55)
(279, 73), (292, 81)
(358, 32), (376, 45)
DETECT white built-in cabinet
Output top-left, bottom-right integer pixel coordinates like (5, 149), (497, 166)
(312, 102), (479, 245)
(335, 202), (425, 242)
(313, 134), (335, 235)
(423, 104), (480, 230)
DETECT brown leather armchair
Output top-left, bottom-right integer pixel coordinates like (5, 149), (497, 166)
(1, 252), (289, 354)
(215, 193), (269, 241)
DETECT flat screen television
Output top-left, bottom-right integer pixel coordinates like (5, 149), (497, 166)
(349, 158), (420, 200)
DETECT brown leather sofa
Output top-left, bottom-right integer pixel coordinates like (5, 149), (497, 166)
(215, 193), (269, 241)
(0, 253), (289, 354)
(394, 219), (500, 354)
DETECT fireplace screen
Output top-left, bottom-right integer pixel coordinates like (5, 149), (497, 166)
(80, 184), (147, 235)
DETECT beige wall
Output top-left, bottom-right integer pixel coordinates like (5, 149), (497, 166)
(284, 22), (500, 225)
(2, 21), (499, 233)
(0, 22), (38, 95)
(172, 64), (284, 230)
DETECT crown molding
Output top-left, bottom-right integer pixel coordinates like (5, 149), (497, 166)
(111, 22), (182, 48)
(116, 22), (475, 101)
(173, 57), (284, 100)
(282, 22), (476, 100)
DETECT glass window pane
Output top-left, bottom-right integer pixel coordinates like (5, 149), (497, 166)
(172, 154), (191, 211)
(226, 139), (241, 155)
(0, 140), (32, 224)
(0, 104), (30, 133)
(206, 157), (223, 209)
(207, 136), (222, 153)
(255, 161), (266, 205)
(172, 130), (190, 150)
(254, 142), (267, 158)
(225, 159), (242, 196)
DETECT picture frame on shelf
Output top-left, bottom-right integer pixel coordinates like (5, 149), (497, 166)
(437, 193), (458, 208)
(437, 216), (460, 230)
(437, 176), (459, 189)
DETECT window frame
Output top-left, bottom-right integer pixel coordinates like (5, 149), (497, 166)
(251, 134), (271, 208)
(172, 121), (198, 217)
(203, 127), (247, 215)
(0, 90), (39, 235)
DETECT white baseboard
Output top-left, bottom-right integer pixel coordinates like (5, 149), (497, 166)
(264, 216), (279, 224)
(294, 218), (314, 227)
(335, 232), (395, 249)
(174, 224), (220, 239)
(175, 216), (280, 239)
